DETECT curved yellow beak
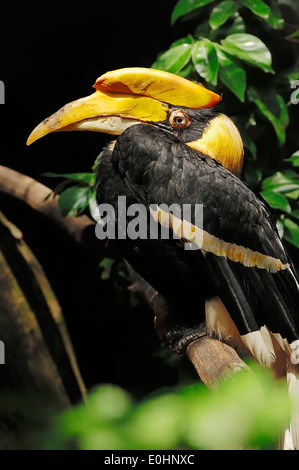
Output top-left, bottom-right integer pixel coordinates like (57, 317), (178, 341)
(27, 68), (221, 146)
(94, 68), (220, 109)
(26, 91), (169, 145)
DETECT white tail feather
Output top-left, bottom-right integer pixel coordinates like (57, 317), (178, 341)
(205, 297), (299, 449)
(284, 357), (299, 450)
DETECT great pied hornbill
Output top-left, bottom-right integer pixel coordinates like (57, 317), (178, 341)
(27, 67), (299, 447)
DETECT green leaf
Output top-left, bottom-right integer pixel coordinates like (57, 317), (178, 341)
(288, 29), (299, 38)
(194, 22), (210, 39)
(285, 150), (299, 167)
(209, 1), (239, 30)
(283, 218), (299, 248)
(216, 47), (246, 101)
(261, 190), (291, 213)
(51, 179), (73, 197)
(170, 35), (194, 47)
(152, 43), (192, 75)
(242, 136), (257, 158)
(226, 14), (246, 35)
(191, 39), (218, 85)
(171, 0), (214, 24)
(262, 171), (299, 193)
(99, 258), (115, 280)
(286, 70), (299, 83)
(220, 34), (274, 73)
(43, 191), (53, 202)
(284, 189), (299, 200)
(58, 185), (91, 217)
(291, 210), (299, 221)
(233, 114), (258, 157)
(240, 0), (270, 19)
(266, 0), (284, 29)
(43, 171), (95, 185)
(247, 87), (289, 143)
(243, 161), (262, 187)
(176, 62), (195, 78)
(48, 364), (290, 450)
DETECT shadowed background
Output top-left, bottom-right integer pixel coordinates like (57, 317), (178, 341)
(1, 1), (197, 396)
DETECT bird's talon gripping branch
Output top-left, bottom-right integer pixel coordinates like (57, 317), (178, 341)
(165, 323), (208, 354)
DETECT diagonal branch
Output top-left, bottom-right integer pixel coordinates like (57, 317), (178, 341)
(126, 262), (251, 388)
(0, 165), (116, 258)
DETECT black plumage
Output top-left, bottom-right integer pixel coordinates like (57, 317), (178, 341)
(96, 123), (299, 350)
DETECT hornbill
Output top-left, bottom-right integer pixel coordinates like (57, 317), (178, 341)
(27, 67), (299, 447)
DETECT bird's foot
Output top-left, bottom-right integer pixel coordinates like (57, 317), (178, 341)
(165, 322), (207, 354)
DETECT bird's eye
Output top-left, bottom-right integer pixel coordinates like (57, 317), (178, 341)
(169, 110), (191, 130)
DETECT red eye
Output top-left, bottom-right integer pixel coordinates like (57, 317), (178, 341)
(169, 110), (191, 130)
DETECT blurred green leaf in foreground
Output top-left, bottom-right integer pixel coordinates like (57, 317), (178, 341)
(43, 364), (290, 450)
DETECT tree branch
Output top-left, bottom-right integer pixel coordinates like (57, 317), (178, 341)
(0, 165), (116, 258)
(186, 336), (250, 388)
(127, 263), (251, 387)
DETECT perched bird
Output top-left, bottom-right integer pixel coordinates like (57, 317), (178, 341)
(27, 67), (299, 448)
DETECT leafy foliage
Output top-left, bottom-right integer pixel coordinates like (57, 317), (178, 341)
(43, 171), (96, 217)
(152, 0), (299, 249)
(43, 364), (290, 450)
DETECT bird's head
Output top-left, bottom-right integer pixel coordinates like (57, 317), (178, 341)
(27, 67), (244, 176)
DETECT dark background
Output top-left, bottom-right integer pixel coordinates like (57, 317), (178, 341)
(2, 1), (180, 177)
(1, 1), (198, 397)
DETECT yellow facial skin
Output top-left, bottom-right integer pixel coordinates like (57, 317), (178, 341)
(187, 114), (244, 177)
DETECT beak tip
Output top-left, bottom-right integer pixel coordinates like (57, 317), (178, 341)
(26, 136), (33, 146)
(26, 125), (46, 146)
(26, 129), (39, 146)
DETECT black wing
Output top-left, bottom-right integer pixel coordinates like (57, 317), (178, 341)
(112, 124), (299, 355)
